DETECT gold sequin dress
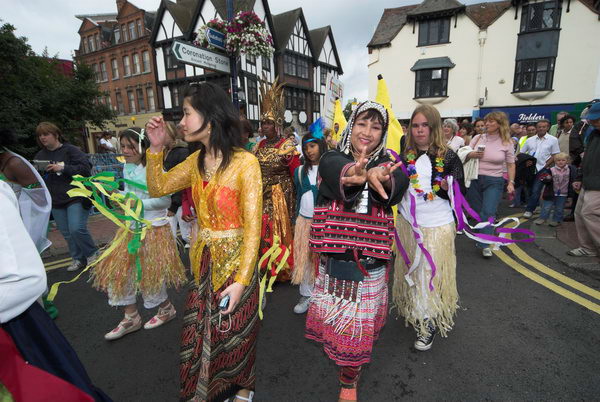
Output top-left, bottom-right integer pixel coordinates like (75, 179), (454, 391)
(146, 149), (263, 401)
(254, 137), (298, 281)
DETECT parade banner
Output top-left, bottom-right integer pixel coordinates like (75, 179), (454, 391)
(322, 72), (344, 128)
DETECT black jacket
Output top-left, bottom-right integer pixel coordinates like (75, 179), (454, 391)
(579, 128), (600, 191)
(515, 153), (537, 188)
(34, 144), (92, 208)
(163, 143), (189, 213)
(399, 149), (465, 199)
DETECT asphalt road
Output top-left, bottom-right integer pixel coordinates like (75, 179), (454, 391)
(46, 212), (600, 401)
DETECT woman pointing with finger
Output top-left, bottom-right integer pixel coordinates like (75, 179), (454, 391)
(306, 101), (409, 401)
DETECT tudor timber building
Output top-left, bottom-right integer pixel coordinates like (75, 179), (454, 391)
(368, 0), (600, 124)
(76, 0), (162, 151)
(149, 0), (343, 129)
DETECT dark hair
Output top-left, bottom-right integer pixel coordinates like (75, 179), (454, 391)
(473, 118), (485, 126)
(183, 82), (242, 176)
(240, 118), (253, 139)
(119, 126), (149, 166)
(355, 109), (385, 128)
(300, 132), (327, 179)
(460, 123), (474, 136)
(559, 114), (576, 126)
(536, 119), (551, 127)
(0, 128), (18, 148)
(526, 122), (536, 128)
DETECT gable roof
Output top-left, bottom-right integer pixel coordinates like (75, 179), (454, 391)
(406, 0), (466, 19)
(309, 26), (343, 74)
(271, 8), (302, 51)
(465, 1), (511, 29)
(367, 5), (418, 49)
(579, 0), (600, 15)
(164, 0), (197, 33)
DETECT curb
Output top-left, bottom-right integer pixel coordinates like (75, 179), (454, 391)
(531, 222), (600, 280)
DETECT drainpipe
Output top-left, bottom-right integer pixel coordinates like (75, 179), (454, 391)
(475, 29), (487, 116)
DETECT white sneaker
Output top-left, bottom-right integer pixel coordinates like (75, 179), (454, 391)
(66, 260), (84, 272)
(523, 211), (533, 218)
(482, 248), (493, 258)
(293, 296), (311, 314)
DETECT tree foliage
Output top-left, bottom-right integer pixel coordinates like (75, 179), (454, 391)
(0, 22), (115, 156)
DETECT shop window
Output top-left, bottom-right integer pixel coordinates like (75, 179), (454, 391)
(415, 68), (448, 98)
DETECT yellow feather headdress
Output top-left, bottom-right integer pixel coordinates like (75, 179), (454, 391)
(259, 75), (285, 127)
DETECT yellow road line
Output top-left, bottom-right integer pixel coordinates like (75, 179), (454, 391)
(494, 248), (600, 314)
(508, 244), (600, 301)
(44, 257), (72, 267)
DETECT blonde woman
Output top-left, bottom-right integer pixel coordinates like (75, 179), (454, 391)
(393, 104), (465, 352)
(466, 111), (515, 258)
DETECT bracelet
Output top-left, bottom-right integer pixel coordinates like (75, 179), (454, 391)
(509, 180), (515, 184)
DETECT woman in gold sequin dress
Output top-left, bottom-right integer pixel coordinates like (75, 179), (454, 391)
(145, 82), (262, 402)
(254, 78), (299, 281)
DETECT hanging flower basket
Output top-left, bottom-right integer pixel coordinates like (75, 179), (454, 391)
(194, 11), (274, 58)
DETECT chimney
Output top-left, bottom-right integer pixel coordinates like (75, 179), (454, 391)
(116, 0), (126, 12)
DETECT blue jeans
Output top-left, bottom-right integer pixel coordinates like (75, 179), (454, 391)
(525, 169), (550, 213)
(540, 195), (567, 222)
(52, 202), (98, 263)
(467, 175), (505, 248)
(512, 186), (528, 206)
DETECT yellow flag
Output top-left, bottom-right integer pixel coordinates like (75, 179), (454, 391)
(332, 99), (347, 142)
(375, 75), (403, 156)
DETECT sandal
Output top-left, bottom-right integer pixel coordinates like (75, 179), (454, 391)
(104, 312), (142, 340)
(339, 386), (357, 402)
(144, 302), (176, 329)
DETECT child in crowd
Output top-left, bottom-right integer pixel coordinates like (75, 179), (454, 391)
(93, 127), (185, 341)
(291, 131), (326, 314)
(535, 152), (577, 226)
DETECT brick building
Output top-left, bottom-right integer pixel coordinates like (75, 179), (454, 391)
(75, 0), (161, 152)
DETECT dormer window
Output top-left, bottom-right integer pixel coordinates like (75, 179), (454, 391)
(520, 1), (561, 33)
(418, 17), (450, 46)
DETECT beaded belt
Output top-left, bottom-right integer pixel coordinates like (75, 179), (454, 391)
(198, 227), (243, 240)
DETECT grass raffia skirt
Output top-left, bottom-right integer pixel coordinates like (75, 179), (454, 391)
(291, 216), (316, 286)
(392, 218), (458, 337)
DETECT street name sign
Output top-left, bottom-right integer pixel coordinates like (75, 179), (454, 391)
(206, 28), (226, 50)
(171, 40), (230, 74)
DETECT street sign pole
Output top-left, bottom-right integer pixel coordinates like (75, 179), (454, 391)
(227, 0), (239, 110)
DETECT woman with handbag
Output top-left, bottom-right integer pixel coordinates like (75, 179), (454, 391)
(306, 101), (408, 402)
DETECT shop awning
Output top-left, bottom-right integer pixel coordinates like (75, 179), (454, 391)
(410, 57), (455, 71)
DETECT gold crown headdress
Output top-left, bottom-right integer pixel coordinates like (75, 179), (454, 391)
(259, 75), (285, 127)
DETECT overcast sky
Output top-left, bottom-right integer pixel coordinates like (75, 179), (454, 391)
(2, 0), (475, 102)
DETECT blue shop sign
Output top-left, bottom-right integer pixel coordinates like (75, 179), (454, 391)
(478, 104), (579, 124)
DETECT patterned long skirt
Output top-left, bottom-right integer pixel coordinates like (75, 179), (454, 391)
(179, 248), (259, 402)
(305, 257), (388, 367)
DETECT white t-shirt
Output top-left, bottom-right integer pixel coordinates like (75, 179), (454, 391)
(100, 138), (115, 151)
(520, 134), (560, 172)
(298, 165), (318, 218)
(447, 135), (465, 152)
(0, 181), (47, 323)
(122, 163), (170, 227)
(399, 154), (454, 228)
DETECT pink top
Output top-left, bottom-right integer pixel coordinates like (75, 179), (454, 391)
(550, 165), (570, 196)
(470, 133), (515, 177)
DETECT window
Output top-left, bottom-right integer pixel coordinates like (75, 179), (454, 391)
(94, 34), (100, 50)
(285, 87), (307, 111)
(82, 39), (88, 54)
(99, 61), (108, 81)
(262, 55), (270, 71)
(520, 1), (561, 33)
(320, 68), (328, 86)
(284, 53), (309, 79)
(415, 68), (449, 98)
(513, 57), (555, 92)
(111, 58), (119, 79)
(92, 64), (99, 82)
(142, 51), (150, 72)
(121, 24), (127, 41)
(132, 53), (140, 75)
(246, 54), (256, 66)
(165, 46), (179, 70)
(418, 18), (450, 46)
(114, 26), (121, 44)
(123, 56), (131, 76)
(146, 87), (156, 111)
(116, 92), (125, 114)
(106, 95), (113, 110)
(172, 85), (180, 107)
(127, 90), (136, 113)
(88, 36), (94, 52)
(137, 19), (143, 37)
(129, 22), (136, 40)
(313, 94), (320, 113)
(247, 79), (258, 105)
(136, 88), (146, 112)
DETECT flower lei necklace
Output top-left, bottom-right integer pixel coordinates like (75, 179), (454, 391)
(406, 151), (444, 201)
